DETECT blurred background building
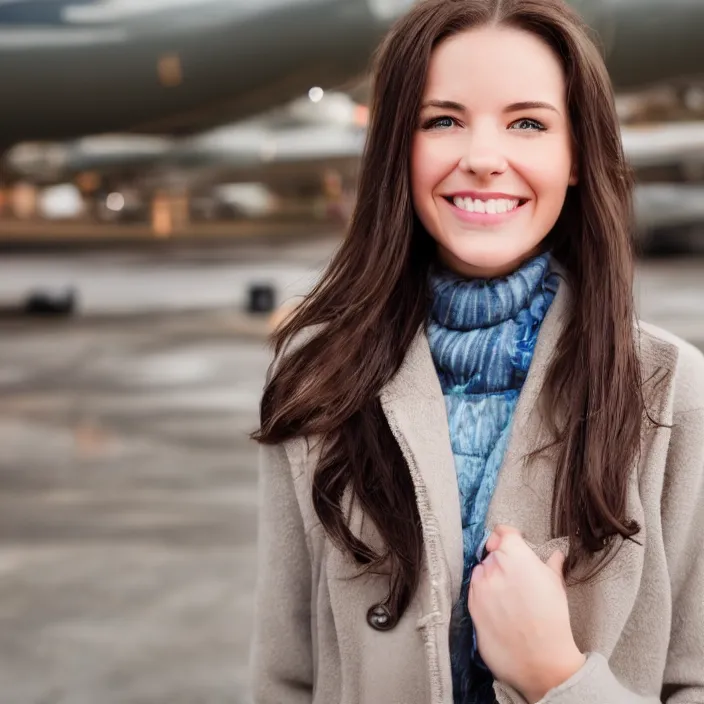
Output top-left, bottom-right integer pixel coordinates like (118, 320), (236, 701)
(0, 1), (703, 702)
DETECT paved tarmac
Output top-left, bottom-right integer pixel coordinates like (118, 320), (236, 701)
(0, 236), (340, 317)
(0, 237), (703, 704)
(0, 313), (269, 704)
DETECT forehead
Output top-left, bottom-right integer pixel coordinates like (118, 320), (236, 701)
(423, 25), (567, 106)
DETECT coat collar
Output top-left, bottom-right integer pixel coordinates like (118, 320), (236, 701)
(379, 272), (571, 603)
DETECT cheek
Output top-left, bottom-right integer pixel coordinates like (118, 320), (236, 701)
(411, 138), (452, 216)
(411, 139), (431, 198)
(523, 159), (572, 208)
(534, 142), (574, 200)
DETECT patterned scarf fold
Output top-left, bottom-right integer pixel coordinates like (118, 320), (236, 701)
(427, 253), (559, 704)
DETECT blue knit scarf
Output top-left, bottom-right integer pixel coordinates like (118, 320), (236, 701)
(427, 253), (559, 704)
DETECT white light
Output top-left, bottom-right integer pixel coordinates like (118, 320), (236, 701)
(106, 192), (125, 212)
(38, 184), (84, 220)
(308, 87), (324, 103)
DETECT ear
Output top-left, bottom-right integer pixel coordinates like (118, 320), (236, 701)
(568, 159), (579, 186)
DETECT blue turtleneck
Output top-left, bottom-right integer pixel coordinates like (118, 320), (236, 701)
(427, 253), (559, 704)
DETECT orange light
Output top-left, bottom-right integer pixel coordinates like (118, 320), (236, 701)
(158, 54), (183, 88)
(75, 171), (100, 193)
(354, 104), (370, 127)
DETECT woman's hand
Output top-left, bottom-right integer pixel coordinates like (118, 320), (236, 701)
(469, 525), (586, 703)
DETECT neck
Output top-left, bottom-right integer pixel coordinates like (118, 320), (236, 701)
(435, 245), (545, 280)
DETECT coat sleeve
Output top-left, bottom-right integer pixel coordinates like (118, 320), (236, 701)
(250, 442), (314, 703)
(540, 402), (704, 703)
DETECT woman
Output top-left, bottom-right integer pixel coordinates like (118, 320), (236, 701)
(250, 0), (704, 702)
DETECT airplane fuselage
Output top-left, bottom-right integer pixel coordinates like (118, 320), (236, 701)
(2, 0), (704, 150)
(0, 0), (398, 146)
(574, 0), (704, 90)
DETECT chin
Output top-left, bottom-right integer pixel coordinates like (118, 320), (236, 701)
(446, 242), (537, 279)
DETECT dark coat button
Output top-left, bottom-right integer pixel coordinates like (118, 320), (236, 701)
(367, 604), (394, 631)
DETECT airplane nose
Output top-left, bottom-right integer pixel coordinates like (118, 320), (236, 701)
(366, 0), (417, 24)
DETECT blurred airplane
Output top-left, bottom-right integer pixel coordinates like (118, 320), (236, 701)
(169, 123), (366, 196)
(3, 0), (704, 154)
(4, 92), (367, 184)
(622, 122), (704, 171)
(573, 0), (704, 91)
(6, 135), (175, 185)
(635, 183), (704, 252)
(0, 0), (413, 151)
(635, 183), (704, 230)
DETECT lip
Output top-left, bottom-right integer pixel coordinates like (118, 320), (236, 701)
(442, 194), (529, 225)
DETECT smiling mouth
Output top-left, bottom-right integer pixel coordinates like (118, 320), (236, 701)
(444, 195), (529, 215)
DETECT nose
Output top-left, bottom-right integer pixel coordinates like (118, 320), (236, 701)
(458, 129), (508, 178)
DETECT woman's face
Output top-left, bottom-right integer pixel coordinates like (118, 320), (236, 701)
(411, 25), (577, 278)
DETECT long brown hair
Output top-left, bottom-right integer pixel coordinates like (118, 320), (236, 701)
(254, 0), (643, 624)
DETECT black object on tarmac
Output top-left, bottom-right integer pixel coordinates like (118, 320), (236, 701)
(247, 284), (276, 315)
(24, 287), (78, 317)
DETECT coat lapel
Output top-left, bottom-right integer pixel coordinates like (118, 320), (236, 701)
(379, 326), (465, 604)
(379, 274), (571, 604)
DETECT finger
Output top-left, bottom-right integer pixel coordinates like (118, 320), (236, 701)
(468, 578), (479, 616)
(546, 549), (566, 578)
(480, 551), (498, 572)
(485, 524), (523, 553)
(468, 577), (476, 612)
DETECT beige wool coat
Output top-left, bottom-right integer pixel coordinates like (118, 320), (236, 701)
(250, 278), (704, 704)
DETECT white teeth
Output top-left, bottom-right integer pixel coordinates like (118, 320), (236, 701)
(453, 196), (472, 212)
(452, 196), (520, 214)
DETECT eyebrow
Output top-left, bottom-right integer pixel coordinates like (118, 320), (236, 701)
(421, 99), (466, 111)
(504, 100), (560, 114)
(421, 99), (561, 115)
